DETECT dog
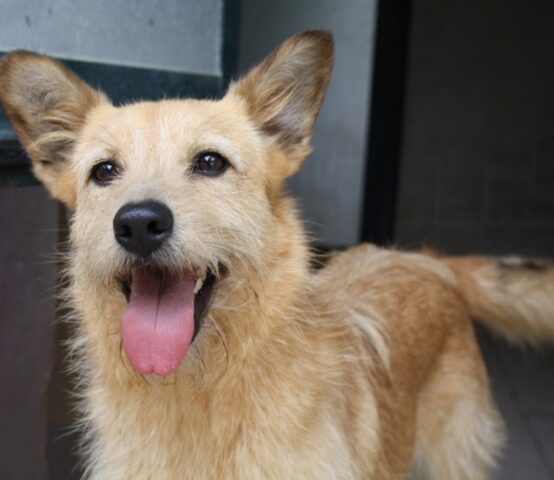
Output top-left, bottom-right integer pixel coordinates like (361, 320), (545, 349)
(1, 30), (553, 479)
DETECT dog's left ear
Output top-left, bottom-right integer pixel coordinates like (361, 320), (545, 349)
(228, 30), (333, 177)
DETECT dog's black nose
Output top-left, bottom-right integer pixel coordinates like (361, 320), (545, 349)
(113, 201), (173, 258)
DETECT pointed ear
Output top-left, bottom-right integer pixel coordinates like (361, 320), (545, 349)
(0, 51), (108, 207)
(228, 30), (333, 177)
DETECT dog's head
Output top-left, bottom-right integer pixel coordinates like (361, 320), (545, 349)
(0, 31), (333, 377)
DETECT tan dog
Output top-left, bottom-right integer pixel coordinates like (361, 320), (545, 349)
(1, 31), (553, 480)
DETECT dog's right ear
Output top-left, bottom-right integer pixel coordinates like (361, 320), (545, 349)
(0, 51), (107, 207)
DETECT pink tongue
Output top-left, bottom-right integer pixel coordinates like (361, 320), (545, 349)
(121, 267), (195, 376)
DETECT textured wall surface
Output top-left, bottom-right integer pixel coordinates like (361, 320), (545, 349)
(240, 0), (378, 246)
(396, 0), (554, 256)
(0, 0), (222, 74)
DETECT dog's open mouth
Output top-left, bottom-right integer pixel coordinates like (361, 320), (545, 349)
(118, 267), (217, 376)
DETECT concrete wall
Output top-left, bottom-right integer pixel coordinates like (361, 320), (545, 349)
(240, 0), (378, 246)
(0, 0), (223, 74)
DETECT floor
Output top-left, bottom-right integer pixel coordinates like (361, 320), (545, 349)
(477, 327), (554, 479)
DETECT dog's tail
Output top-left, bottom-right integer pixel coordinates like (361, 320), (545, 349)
(443, 255), (554, 344)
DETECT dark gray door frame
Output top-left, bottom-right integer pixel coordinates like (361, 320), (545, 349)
(361, 0), (411, 245)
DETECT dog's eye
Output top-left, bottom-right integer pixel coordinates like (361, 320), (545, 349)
(91, 161), (119, 185)
(192, 151), (229, 177)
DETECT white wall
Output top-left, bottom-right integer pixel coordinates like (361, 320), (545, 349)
(240, 0), (378, 245)
(0, 0), (223, 74)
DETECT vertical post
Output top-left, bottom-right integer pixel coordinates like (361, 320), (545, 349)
(361, 0), (411, 244)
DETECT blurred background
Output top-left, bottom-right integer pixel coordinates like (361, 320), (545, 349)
(0, 0), (552, 478)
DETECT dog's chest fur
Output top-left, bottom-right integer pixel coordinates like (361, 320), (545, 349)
(81, 303), (380, 480)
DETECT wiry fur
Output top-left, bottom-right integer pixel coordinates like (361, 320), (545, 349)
(1, 31), (553, 479)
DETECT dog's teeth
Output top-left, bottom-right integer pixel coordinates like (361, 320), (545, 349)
(194, 278), (204, 294)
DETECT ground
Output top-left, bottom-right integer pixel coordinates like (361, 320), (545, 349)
(478, 327), (554, 479)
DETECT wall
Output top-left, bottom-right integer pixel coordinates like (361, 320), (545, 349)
(0, 188), (58, 479)
(0, 0), (223, 74)
(240, 0), (378, 246)
(396, 0), (554, 256)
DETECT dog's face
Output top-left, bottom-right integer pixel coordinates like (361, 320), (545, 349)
(0, 31), (333, 376)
